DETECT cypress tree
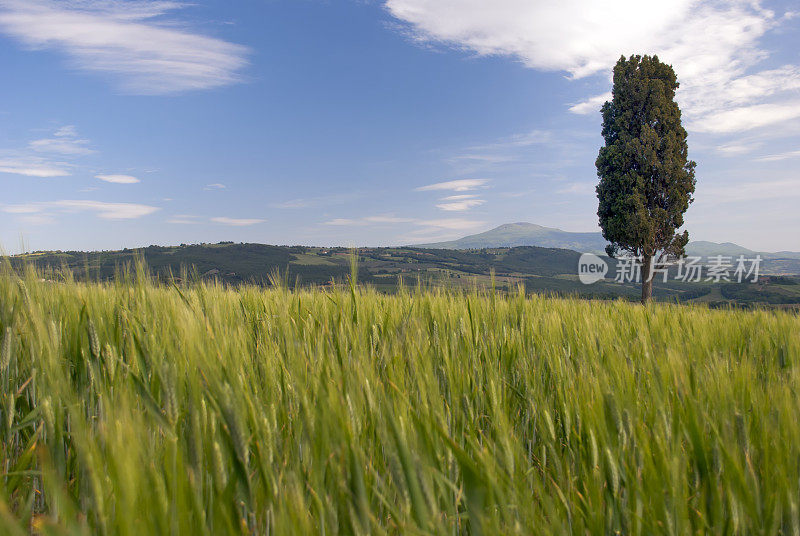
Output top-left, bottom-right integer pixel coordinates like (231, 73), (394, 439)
(596, 54), (696, 304)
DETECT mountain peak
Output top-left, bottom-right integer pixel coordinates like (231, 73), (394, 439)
(497, 222), (547, 230)
(413, 222), (608, 252)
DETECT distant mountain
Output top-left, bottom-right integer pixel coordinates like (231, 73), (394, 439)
(413, 223), (609, 253)
(412, 223), (800, 274)
(415, 223), (799, 257)
(684, 242), (800, 261)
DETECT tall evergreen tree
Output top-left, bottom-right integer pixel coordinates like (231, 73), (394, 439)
(596, 54), (696, 304)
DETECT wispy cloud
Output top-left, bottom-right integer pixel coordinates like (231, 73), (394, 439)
(447, 130), (552, 167)
(435, 199), (485, 211)
(324, 215), (416, 226)
(464, 130), (552, 151)
(96, 174), (139, 184)
(204, 183), (226, 191)
(323, 215), (484, 232)
(0, 158), (70, 177)
(754, 150), (800, 162)
(321, 214), (488, 245)
(396, 218), (488, 244)
(270, 192), (362, 209)
(416, 218), (486, 231)
(692, 100), (800, 134)
(716, 141), (761, 156)
(324, 218), (363, 226)
(166, 214), (199, 224)
(0, 0), (249, 94)
(364, 215), (415, 223)
(272, 198), (312, 209)
(569, 92), (611, 115)
(211, 217), (263, 226)
(415, 178), (488, 192)
(29, 125), (94, 155)
(0, 125), (95, 177)
(556, 182), (595, 195)
(698, 179), (800, 203)
(440, 194), (478, 200)
(417, 180), (488, 211)
(3, 199), (159, 219)
(3, 204), (40, 214)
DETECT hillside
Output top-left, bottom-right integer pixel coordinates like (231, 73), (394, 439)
(684, 241), (756, 257)
(9, 242), (800, 306)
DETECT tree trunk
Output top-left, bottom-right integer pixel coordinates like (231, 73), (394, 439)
(641, 254), (653, 304)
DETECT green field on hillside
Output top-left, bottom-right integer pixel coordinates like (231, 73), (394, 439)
(1, 265), (799, 534)
(12, 243), (800, 307)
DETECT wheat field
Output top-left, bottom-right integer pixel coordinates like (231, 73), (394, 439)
(1, 263), (799, 534)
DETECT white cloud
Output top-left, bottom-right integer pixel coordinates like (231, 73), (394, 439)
(441, 194), (478, 200)
(204, 183), (226, 190)
(270, 192), (362, 209)
(447, 130), (552, 167)
(720, 66), (800, 106)
(324, 216), (415, 225)
(211, 217), (264, 226)
(96, 174), (140, 184)
(3, 199), (158, 219)
(0, 158), (70, 177)
(3, 204), (40, 214)
(397, 218), (487, 244)
(416, 178), (488, 191)
(690, 100), (800, 134)
(54, 125), (76, 137)
(53, 200), (158, 219)
(0, 126), (93, 178)
(568, 92), (611, 115)
(716, 142), (760, 156)
(467, 130), (552, 150)
(0, 0), (249, 94)
(17, 214), (57, 225)
(436, 199), (485, 211)
(322, 215), (485, 231)
(416, 218), (486, 230)
(387, 0), (799, 134)
(324, 218), (363, 226)
(29, 125), (94, 155)
(387, 0), (695, 77)
(556, 182), (595, 195)
(167, 214), (199, 224)
(448, 153), (514, 165)
(273, 198), (311, 209)
(697, 179), (800, 203)
(418, 180), (490, 211)
(364, 215), (415, 223)
(754, 150), (800, 162)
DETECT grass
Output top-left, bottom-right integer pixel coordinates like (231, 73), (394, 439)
(1, 262), (799, 534)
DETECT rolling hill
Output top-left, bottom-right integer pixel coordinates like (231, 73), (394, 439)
(413, 223), (800, 270)
(684, 241), (756, 257)
(7, 242), (800, 306)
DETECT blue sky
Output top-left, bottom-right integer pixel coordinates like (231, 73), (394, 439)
(1, 0), (799, 253)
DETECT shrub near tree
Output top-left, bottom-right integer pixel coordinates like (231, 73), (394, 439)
(596, 54), (696, 304)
